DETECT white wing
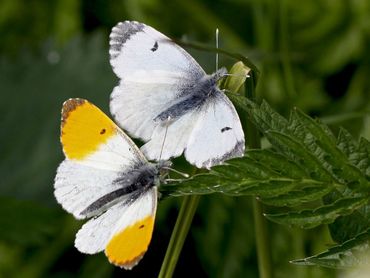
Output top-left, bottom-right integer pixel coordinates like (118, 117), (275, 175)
(141, 92), (245, 168)
(75, 188), (157, 269)
(74, 200), (128, 254)
(184, 93), (245, 168)
(109, 21), (205, 142)
(109, 21), (204, 79)
(55, 160), (123, 219)
(110, 78), (183, 142)
(54, 99), (147, 219)
(140, 108), (199, 161)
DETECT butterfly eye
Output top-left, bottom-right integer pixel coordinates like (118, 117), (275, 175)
(100, 128), (106, 135)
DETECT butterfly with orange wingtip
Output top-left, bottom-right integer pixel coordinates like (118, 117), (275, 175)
(54, 98), (171, 269)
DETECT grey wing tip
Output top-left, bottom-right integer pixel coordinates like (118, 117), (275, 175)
(202, 140), (245, 169)
(109, 21), (145, 60)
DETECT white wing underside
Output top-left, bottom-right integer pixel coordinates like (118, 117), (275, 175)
(74, 188), (157, 254)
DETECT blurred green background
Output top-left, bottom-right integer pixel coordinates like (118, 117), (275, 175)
(1, 0), (369, 277)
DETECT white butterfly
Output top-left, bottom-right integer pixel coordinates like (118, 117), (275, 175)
(54, 98), (170, 269)
(109, 21), (245, 169)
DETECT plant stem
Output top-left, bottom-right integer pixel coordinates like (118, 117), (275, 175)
(158, 195), (200, 278)
(253, 199), (273, 278)
(246, 71), (273, 278)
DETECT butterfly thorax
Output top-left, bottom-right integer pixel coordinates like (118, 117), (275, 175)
(154, 67), (227, 122)
(115, 163), (159, 191)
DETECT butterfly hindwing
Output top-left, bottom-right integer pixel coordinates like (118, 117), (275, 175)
(185, 93), (245, 168)
(74, 187), (157, 270)
(105, 187), (157, 269)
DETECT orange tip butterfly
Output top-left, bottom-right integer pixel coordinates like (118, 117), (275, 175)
(54, 98), (169, 269)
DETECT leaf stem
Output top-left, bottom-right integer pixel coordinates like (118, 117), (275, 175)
(158, 195), (200, 278)
(246, 71), (273, 278)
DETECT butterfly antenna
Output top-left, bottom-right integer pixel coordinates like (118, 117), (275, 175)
(159, 116), (170, 161)
(215, 28), (219, 71)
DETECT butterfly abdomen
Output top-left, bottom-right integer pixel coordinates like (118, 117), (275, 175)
(154, 93), (207, 121)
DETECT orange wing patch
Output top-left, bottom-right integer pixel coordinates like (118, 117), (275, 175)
(61, 98), (116, 160)
(105, 215), (155, 269)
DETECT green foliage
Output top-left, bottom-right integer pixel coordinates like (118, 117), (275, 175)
(161, 97), (370, 268)
(292, 229), (370, 269)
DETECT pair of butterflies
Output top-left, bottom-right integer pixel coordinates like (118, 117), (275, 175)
(54, 21), (245, 269)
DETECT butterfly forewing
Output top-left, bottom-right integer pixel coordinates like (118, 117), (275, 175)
(55, 98), (148, 219)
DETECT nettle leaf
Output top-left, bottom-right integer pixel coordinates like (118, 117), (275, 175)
(160, 96), (370, 232)
(260, 185), (333, 207)
(160, 95), (370, 269)
(292, 228), (370, 269)
(265, 197), (369, 229)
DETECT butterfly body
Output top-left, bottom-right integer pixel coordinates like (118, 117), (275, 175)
(154, 67), (227, 122)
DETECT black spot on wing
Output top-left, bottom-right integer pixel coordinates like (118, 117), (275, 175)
(100, 128), (106, 134)
(139, 224), (145, 229)
(221, 127), (232, 133)
(151, 41), (158, 52)
(110, 21), (145, 60)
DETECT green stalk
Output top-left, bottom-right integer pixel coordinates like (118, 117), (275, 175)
(158, 195), (200, 278)
(245, 71), (273, 278)
(252, 200), (272, 278)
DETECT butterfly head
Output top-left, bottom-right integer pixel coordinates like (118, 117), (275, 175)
(156, 160), (190, 184)
(212, 67), (228, 82)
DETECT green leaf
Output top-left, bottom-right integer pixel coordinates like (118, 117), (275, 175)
(292, 229), (370, 269)
(261, 186), (334, 207)
(293, 110), (368, 190)
(161, 96), (369, 235)
(265, 197), (369, 229)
